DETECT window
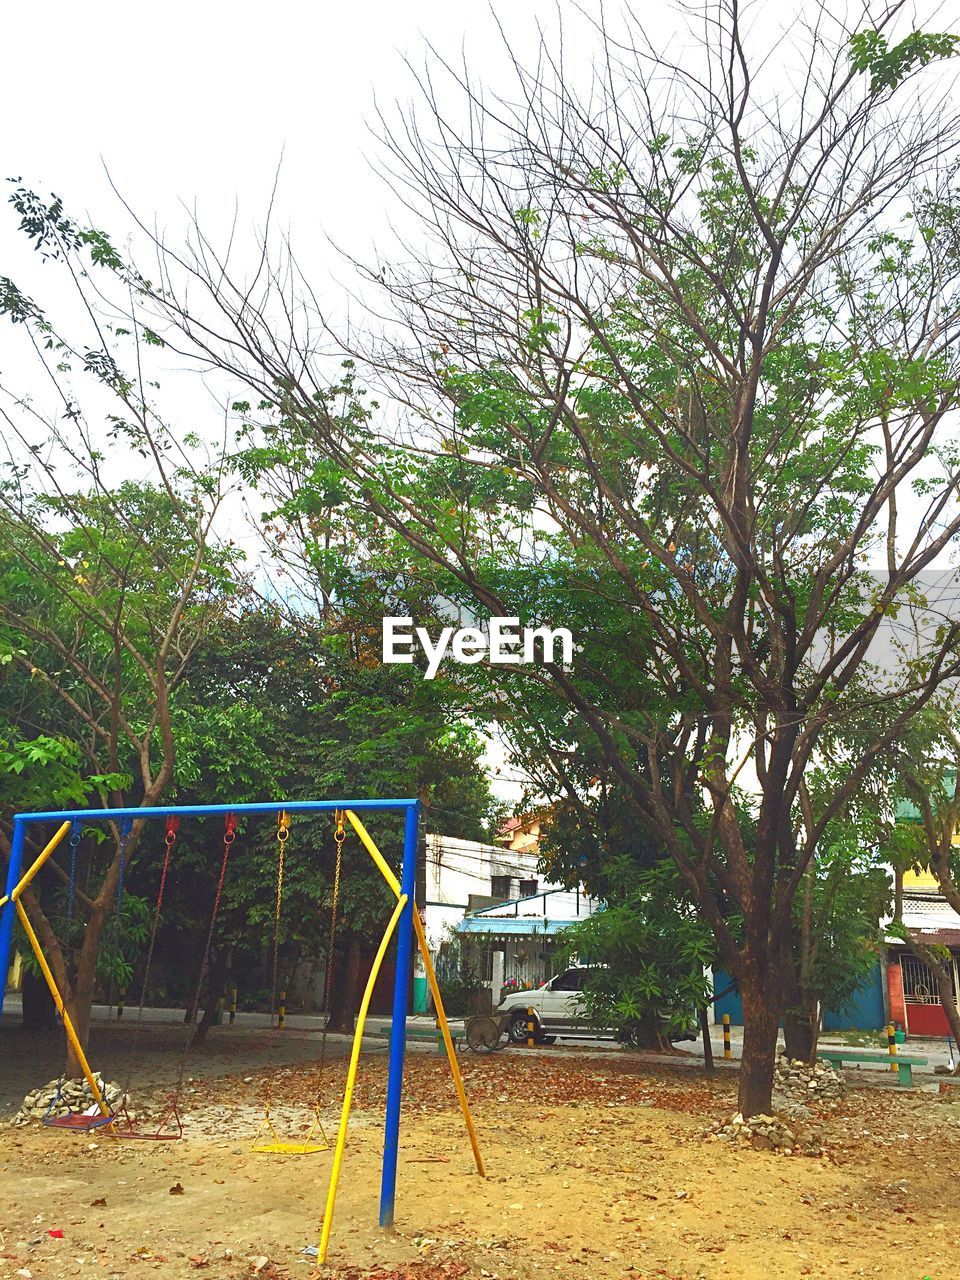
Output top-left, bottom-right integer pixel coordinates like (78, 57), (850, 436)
(552, 968), (584, 991)
(490, 875), (511, 899)
(519, 879), (538, 898)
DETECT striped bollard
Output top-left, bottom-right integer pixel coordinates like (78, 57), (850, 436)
(888, 1023), (897, 1074)
(229, 984), (237, 1025)
(278, 990), (286, 1031)
(722, 1012), (731, 1060)
(526, 1006), (535, 1049)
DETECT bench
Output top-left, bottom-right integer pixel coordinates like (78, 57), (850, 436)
(375, 1026), (461, 1052)
(818, 1049), (928, 1087)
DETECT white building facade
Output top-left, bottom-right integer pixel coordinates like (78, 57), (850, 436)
(423, 832), (597, 1000)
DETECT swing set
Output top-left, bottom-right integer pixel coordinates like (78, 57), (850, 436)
(0, 799), (484, 1262)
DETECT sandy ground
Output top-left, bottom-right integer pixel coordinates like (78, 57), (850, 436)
(1, 1049), (959, 1280)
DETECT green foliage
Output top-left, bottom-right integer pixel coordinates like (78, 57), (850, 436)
(850, 28), (960, 94)
(801, 840), (890, 1017)
(560, 859), (713, 1040)
(434, 929), (484, 1016)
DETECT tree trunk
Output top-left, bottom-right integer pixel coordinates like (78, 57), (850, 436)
(64, 906), (108, 1078)
(64, 993), (90, 1079)
(189, 947), (231, 1049)
(782, 1006), (815, 1064)
(325, 935), (363, 1034)
(738, 979), (781, 1117)
(699, 1005), (714, 1073)
(20, 969), (56, 1031)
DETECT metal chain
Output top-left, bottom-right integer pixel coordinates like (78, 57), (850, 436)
(258, 811), (290, 1123)
(66, 825), (81, 921)
(115, 819), (133, 911)
(316, 811), (344, 1106)
(269, 811), (289, 1033)
(171, 813), (236, 1103)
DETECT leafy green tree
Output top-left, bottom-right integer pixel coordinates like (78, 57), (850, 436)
(13, 7), (960, 1121)
(123, 606), (500, 1040)
(0, 484), (237, 1073)
(561, 858), (713, 1048)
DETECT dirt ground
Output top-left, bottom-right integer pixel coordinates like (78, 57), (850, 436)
(1, 1047), (958, 1280)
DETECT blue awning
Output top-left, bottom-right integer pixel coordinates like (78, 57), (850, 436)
(456, 917), (574, 936)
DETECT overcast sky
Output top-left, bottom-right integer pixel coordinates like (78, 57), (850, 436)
(2, 3), (615, 292)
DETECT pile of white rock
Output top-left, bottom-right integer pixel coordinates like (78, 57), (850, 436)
(11, 1074), (130, 1126)
(705, 1056), (841, 1154)
(773, 1055), (844, 1117)
(708, 1110), (822, 1156)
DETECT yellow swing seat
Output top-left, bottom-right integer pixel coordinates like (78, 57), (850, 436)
(251, 1104), (329, 1155)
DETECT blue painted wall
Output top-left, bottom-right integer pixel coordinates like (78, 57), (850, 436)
(712, 961), (886, 1032)
(821, 962), (886, 1031)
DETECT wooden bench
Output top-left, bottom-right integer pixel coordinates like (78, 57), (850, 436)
(818, 1049), (928, 1087)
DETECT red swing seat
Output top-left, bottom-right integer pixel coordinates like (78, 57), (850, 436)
(43, 1110), (115, 1131)
(110, 1096), (183, 1141)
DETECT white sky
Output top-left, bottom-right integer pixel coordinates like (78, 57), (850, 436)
(2, 3), (617, 291)
(2, 2), (956, 808)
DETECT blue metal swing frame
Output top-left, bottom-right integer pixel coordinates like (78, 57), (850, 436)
(0, 798), (420, 1229)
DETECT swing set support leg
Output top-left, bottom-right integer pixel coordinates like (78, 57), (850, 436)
(379, 802), (418, 1230)
(0, 817), (27, 1016)
(346, 808), (486, 1185)
(319, 893), (408, 1264)
(15, 899), (111, 1122)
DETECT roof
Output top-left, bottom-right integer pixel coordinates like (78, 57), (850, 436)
(885, 892), (960, 947)
(456, 916), (575, 936)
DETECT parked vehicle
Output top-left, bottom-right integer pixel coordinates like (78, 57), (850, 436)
(497, 965), (595, 1042)
(496, 965), (697, 1044)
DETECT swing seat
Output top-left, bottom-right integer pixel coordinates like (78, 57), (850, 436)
(43, 1109), (115, 1132)
(251, 1110), (329, 1155)
(110, 1098), (183, 1141)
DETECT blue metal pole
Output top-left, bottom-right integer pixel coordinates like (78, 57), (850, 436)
(379, 801), (419, 1228)
(0, 817), (27, 1015)
(15, 798), (416, 825)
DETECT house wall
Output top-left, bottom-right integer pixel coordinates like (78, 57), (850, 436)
(712, 962), (887, 1032)
(424, 833), (544, 950)
(424, 832), (576, 951)
(821, 964), (886, 1032)
(887, 959), (906, 1029)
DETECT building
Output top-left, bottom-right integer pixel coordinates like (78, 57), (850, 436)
(714, 803), (960, 1036)
(883, 864), (960, 1036)
(423, 827), (596, 1001)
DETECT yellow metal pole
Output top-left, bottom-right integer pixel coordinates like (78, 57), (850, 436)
(14, 899), (111, 1120)
(722, 1013), (731, 1060)
(410, 909), (486, 1179)
(318, 893), (408, 1265)
(888, 1022), (898, 1073)
(344, 810), (401, 896)
(342, 810), (485, 1179)
(11, 821), (72, 900)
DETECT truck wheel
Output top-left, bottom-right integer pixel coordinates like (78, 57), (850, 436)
(509, 1010), (536, 1043)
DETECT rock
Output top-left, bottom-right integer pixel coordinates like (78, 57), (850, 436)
(9, 1077), (134, 1127)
